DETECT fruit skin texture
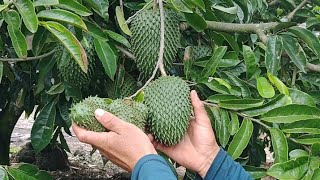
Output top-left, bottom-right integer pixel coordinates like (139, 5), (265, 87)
(70, 96), (109, 132)
(106, 73), (137, 99)
(192, 46), (212, 60)
(144, 76), (192, 146)
(58, 37), (96, 87)
(131, 9), (180, 78)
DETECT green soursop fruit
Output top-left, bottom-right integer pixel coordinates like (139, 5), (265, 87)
(131, 9), (180, 78)
(70, 96), (110, 132)
(144, 76), (192, 146)
(192, 46), (212, 60)
(59, 37), (96, 87)
(107, 73), (137, 99)
(108, 99), (148, 130)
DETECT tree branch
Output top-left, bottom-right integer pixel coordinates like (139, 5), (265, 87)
(206, 21), (279, 33)
(286, 0), (309, 21)
(306, 63), (320, 72)
(157, 0), (166, 76)
(0, 49), (56, 62)
(115, 45), (135, 60)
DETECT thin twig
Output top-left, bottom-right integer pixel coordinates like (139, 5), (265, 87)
(291, 67), (297, 87)
(157, 0), (167, 76)
(119, 0), (123, 10)
(126, 0), (153, 24)
(115, 45), (135, 60)
(173, 62), (184, 66)
(0, 49), (56, 62)
(306, 63), (320, 72)
(268, 0), (280, 6)
(286, 0), (309, 21)
(288, 138), (311, 153)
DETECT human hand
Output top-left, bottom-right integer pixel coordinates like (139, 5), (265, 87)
(73, 109), (157, 171)
(150, 90), (220, 178)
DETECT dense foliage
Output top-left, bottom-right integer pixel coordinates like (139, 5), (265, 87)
(1, 0), (320, 179)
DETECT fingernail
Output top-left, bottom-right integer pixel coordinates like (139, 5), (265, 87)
(191, 90), (198, 98)
(95, 109), (105, 118)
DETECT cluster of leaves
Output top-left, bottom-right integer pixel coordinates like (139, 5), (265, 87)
(1, 0), (320, 179)
(0, 163), (52, 180)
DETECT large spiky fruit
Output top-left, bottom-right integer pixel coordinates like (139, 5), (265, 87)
(192, 46), (212, 60)
(144, 76), (192, 146)
(131, 9), (180, 78)
(59, 37), (96, 87)
(70, 96), (110, 132)
(106, 73), (137, 99)
(108, 99), (148, 131)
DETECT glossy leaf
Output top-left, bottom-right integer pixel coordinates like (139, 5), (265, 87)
(265, 36), (283, 76)
(311, 143), (320, 157)
(289, 88), (316, 107)
(41, 21), (88, 73)
(0, 4), (8, 12)
(228, 112), (239, 135)
(34, 0), (59, 6)
(256, 77), (275, 98)
(94, 38), (117, 80)
(241, 94), (291, 117)
(83, 0), (109, 20)
(31, 97), (58, 153)
(295, 135), (320, 145)
(261, 104), (320, 123)
(46, 83), (65, 95)
(222, 72), (251, 98)
(7, 25), (27, 59)
(282, 119), (320, 134)
(267, 73), (289, 96)
(0, 166), (8, 180)
(32, 27), (48, 56)
(228, 118), (253, 159)
(106, 30), (130, 48)
(187, 0), (205, 11)
(289, 149), (309, 159)
(116, 6), (132, 36)
(267, 156), (309, 180)
(204, 79), (230, 94)
(288, 26), (320, 59)
(282, 35), (307, 73)
(312, 169), (320, 180)
(270, 128), (288, 163)
(37, 9), (87, 30)
(184, 12), (207, 32)
(35, 53), (57, 94)
(214, 78), (231, 89)
(0, 61), (3, 84)
(84, 20), (108, 40)
(171, 0), (192, 13)
(219, 99), (264, 110)
(207, 94), (241, 103)
(219, 109), (230, 148)
(201, 46), (227, 77)
(58, 0), (92, 16)
(14, 0), (38, 33)
(244, 166), (267, 179)
(243, 45), (258, 80)
(3, 9), (21, 28)
(7, 167), (37, 180)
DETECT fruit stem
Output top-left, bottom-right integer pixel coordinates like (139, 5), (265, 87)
(157, 0), (167, 76)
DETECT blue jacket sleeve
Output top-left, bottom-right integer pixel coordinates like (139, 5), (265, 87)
(131, 154), (177, 180)
(195, 149), (252, 180)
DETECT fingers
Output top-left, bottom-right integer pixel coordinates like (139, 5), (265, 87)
(72, 123), (109, 148)
(95, 109), (124, 133)
(190, 90), (211, 126)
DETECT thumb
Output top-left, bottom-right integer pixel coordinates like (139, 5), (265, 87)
(95, 109), (123, 133)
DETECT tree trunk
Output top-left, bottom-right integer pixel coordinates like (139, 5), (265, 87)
(0, 104), (23, 165)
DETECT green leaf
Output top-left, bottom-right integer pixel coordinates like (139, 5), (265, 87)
(265, 36), (283, 76)
(7, 25), (27, 58)
(212, 4), (238, 14)
(267, 156), (309, 180)
(228, 112), (239, 135)
(267, 73), (289, 96)
(0, 4), (9, 12)
(201, 46), (227, 77)
(203, 79), (230, 94)
(207, 94), (241, 103)
(34, 0), (59, 6)
(58, 100), (71, 128)
(261, 104), (320, 123)
(289, 88), (316, 107)
(94, 38), (117, 80)
(106, 30), (130, 48)
(83, 0), (109, 20)
(32, 27), (48, 56)
(312, 169), (320, 180)
(282, 119), (320, 134)
(186, 0), (205, 11)
(288, 26), (320, 59)
(222, 72), (251, 98)
(227, 118), (253, 159)
(31, 96), (58, 153)
(270, 128), (288, 163)
(295, 135), (320, 145)
(14, 0), (38, 33)
(41, 21), (88, 73)
(37, 9), (87, 30)
(256, 77), (275, 98)
(244, 166), (267, 179)
(312, 143), (320, 157)
(282, 35), (307, 73)
(184, 12), (207, 32)
(36, 53), (57, 94)
(134, 91), (144, 102)
(289, 149), (309, 159)
(219, 99), (264, 110)
(243, 45), (258, 80)
(3, 9), (21, 28)
(213, 78), (231, 89)
(171, 0), (192, 13)
(241, 94), (291, 117)
(0, 61), (3, 84)
(46, 83), (65, 95)
(219, 109), (230, 148)
(58, 0), (92, 16)
(0, 166), (9, 180)
(84, 20), (108, 40)
(7, 167), (37, 180)
(116, 6), (132, 36)
(59, 132), (70, 153)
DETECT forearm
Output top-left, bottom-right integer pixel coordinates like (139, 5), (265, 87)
(196, 149), (253, 180)
(131, 154), (177, 180)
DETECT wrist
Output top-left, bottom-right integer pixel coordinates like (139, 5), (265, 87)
(198, 146), (220, 178)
